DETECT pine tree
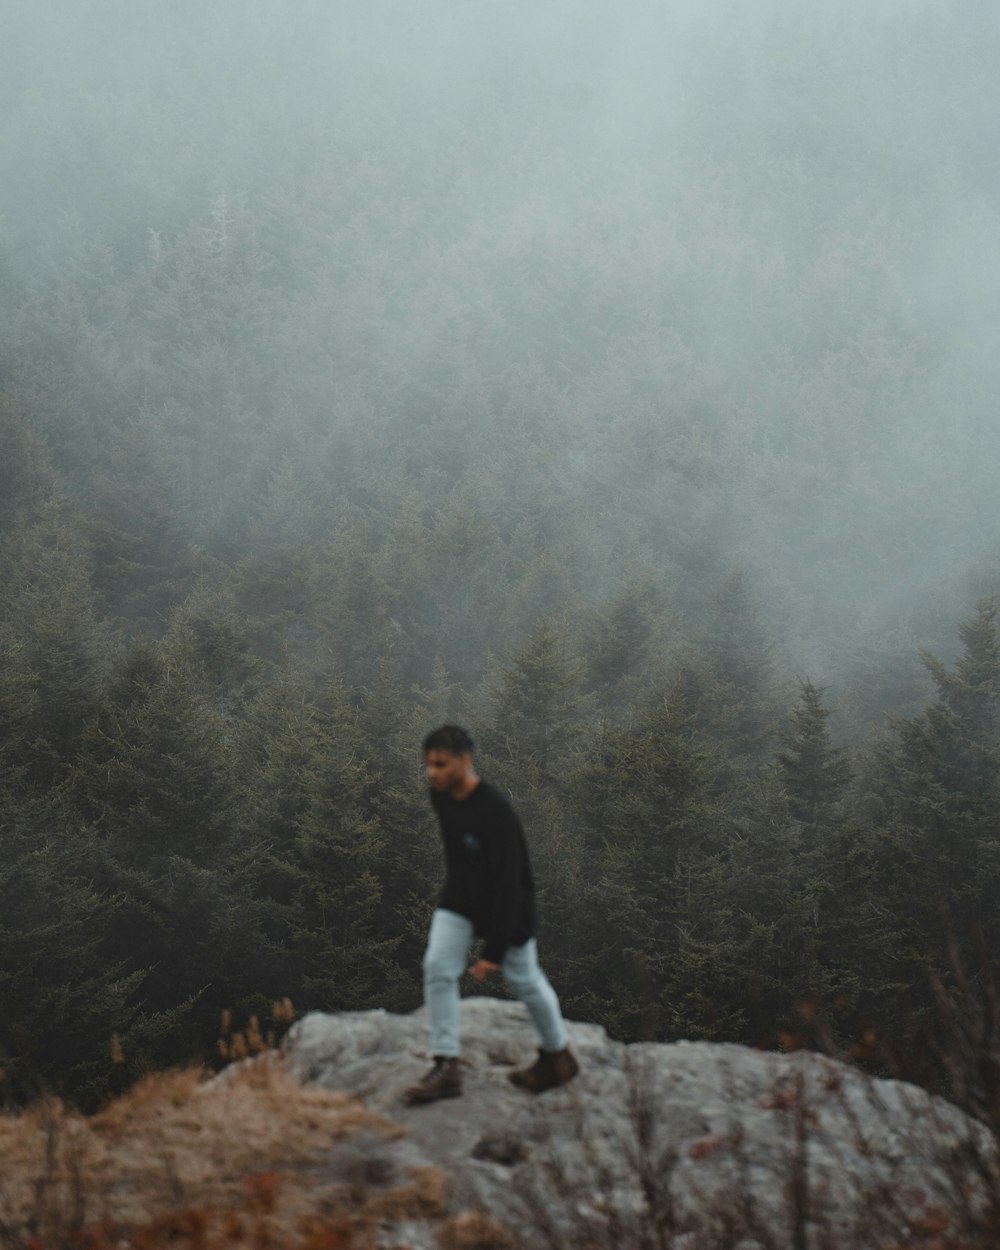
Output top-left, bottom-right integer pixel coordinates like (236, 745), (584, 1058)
(875, 599), (1000, 916)
(82, 408), (203, 626)
(0, 808), (144, 1107)
(354, 651), (445, 1004)
(685, 775), (838, 1049)
(241, 661), (410, 1013)
(586, 580), (670, 709)
(67, 629), (252, 1059)
(847, 600), (1000, 1067)
(164, 586), (262, 722)
(0, 386), (58, 532)
(71, 636), (239, 872)
(471, 621), (593, 991)
(478, 618), (591, 792)
(0, 639), (39, 816)
(776, 680), (851, 827)
(287, 672), (403, 1010)
(679, 571), (780, 771)
(0, 509), (114, 790)
(561, 687), (727, 1040)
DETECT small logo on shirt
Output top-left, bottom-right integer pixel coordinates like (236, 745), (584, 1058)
(464, 833), (481, 854)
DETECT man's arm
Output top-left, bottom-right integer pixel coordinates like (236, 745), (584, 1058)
(480, 801), (523, 965)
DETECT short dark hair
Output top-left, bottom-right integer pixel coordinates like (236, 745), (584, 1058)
(422, 724), (475, 755)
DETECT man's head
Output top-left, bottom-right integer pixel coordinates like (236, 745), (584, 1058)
(422, 724), (475, 756)
(422, 724), (478, 797)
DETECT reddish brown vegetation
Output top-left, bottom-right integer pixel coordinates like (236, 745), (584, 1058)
(0, 1059), (471, 1250)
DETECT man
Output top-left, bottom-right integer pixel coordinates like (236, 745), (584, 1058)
(404, 724), (579, 1104)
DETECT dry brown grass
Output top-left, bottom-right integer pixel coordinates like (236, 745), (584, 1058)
(0, 1056), (452, 1250)
(437, 1211), (517, 1250)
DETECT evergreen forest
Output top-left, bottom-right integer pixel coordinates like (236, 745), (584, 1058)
(2, 0), (1000, 1108)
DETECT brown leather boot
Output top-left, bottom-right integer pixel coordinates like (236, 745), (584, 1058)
(509, 1046), (579, 1094)
(404, 1056), (463, 1105)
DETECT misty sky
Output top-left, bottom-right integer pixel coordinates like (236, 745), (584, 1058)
(2, 0), (998, 718)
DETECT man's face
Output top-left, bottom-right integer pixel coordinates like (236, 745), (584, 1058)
(424, 748), (470, 793)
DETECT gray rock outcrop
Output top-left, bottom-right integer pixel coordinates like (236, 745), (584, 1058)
(282, 997), (996, 1249)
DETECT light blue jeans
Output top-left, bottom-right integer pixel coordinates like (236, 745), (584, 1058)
(422, 908), (569, 1057)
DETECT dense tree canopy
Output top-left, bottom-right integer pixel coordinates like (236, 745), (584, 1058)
(1, 0), (998, 1108)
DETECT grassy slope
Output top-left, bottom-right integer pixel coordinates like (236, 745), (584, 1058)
(0, 1061), (510, 1250)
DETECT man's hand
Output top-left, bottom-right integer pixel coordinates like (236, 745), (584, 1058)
(467, 958), (500, 982)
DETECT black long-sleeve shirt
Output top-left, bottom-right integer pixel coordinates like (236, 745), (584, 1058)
(430, 779), (537, 963)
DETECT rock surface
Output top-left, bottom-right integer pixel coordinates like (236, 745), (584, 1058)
(281, 997), (995, 1249)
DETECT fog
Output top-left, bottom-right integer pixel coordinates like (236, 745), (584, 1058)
(3, 0), (998, 727)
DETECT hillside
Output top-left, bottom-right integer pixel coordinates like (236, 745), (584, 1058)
(4, 0), (1000, 1144)
(4, 1000), (998, 1250)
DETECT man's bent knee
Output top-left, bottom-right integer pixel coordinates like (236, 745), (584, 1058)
(503, 968), (548, 999)
(423, 953), (465, 984)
